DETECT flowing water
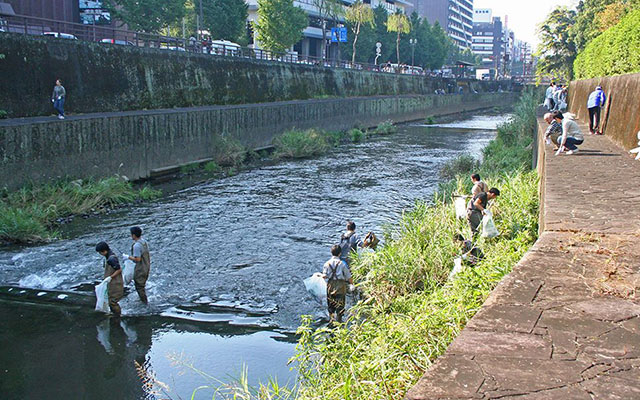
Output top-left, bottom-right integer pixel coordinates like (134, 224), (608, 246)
(0, 113), (508, 399)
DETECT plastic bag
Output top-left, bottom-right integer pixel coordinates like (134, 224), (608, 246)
(449, 257), (464, 280)
(454, 196), (468, 219)
(95, 280), (110, 313)
(122, 260), (135, 285)
(303, 273), (327, 305)
(482, 210), (499, 238)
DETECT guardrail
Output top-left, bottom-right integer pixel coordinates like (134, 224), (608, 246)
(0, 12), (431, 75)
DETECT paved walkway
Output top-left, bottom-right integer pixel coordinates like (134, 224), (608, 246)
(406, 118), (640, 399)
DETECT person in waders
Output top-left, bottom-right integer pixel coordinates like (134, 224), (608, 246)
(322, 245), (353, 324)
(339, 221), (363, 266)
(122, 227), (151, 304)
(95, 242), (124, 316)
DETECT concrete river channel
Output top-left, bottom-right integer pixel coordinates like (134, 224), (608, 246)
(0, 113), (507, 399)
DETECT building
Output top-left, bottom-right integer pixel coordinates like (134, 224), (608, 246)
(408, 0), (474, 49)
(471, 8), (504, 77)
(246, 0), (412, 60)
(2, 0), (111, 25)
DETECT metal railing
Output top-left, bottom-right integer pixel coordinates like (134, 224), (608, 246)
(0, 12), (432, 75)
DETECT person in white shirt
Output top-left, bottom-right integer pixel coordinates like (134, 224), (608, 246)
(553, 111), (584, 155)
(545, 82), (556, 110)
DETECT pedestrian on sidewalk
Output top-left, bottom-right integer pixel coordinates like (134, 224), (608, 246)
(553, 111), (584, 155)
(122, 226), (151, 304)
(471, 173), (489, 197)
(51, 79), (66, 120)
(544, 82), (556, 111)
(466, 188), (500, 235)
(322, 244), (353, 324)
(587, 86), (606, 135)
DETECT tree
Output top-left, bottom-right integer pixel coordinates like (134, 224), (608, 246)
(536, 6), (577, 81)
(254, 0), (308, 53)
(201, 0), (248, 43)
(313, 0), (343, 61)
(104, 0), (186, 33)
(345, 1), (375, 64)
(386, 12), (411, 64)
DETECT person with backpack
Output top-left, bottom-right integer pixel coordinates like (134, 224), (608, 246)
(339, 221), (363, 266)
(122, 226), (151, 304)
(95, 242), (124, 316)
(322, 245), (353, 324)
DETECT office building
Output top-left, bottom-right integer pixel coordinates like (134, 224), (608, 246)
(471, 8), (504, 76)
(408, 0), (474, 49)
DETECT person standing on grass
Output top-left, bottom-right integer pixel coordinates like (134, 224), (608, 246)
(587, 86), (606, 135)
(471, 174), (489, 197)
(322, 245), (353, 324)
(96, 242), (124, 316)
(466, 188), (500, 235)
(553, 111), (584, 155)
(122, 226), (151, 304)
(51, 79), (66, 120)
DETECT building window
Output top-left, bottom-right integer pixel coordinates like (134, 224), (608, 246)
(79, 0), (111, 25)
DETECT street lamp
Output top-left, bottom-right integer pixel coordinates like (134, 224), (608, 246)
(409, 38), (417, 68)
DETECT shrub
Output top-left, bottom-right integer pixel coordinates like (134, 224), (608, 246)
(0, 110), (8, 119)
(213, 135), (247, 166)
(574, 9), (640, 79)
(439, 154), (479, 181)
(273, 128), (331, 159)
(204, 161), (221, 173)
(348, 128), (364, 143)
(373, 120), (396, 135)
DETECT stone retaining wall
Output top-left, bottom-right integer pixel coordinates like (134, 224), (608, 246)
(568, 72), (640, 150)
(0, 93), (518, 190)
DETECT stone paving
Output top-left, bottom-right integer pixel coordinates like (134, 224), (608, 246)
(406, 118), (640, 399)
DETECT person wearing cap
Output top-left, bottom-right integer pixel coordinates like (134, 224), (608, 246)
(587, 86), (607, 135)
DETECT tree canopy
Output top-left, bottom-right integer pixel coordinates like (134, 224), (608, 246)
(254, 0), (308, 53)
(104, 0), (186, 33)
(201, 0), (248, 43)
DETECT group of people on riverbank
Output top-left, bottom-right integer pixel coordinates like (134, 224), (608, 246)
(543, 85), (607, 155)
(95, 226), (151, 316)
(544, 82), (568, 112)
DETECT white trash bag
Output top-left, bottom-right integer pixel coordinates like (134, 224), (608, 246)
(95, 279), (110, 313)
(122, 259), (135, 285)
(448, 257), (464, 280)
(454, 196), (467, 219)
(303, 273), (327, 305)
(482, 210), (500, 238)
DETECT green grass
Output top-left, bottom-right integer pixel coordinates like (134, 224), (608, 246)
(204, 161), (222, 173)
(273, 129), (332, 159)
(0, 177), (161, 244)
(372, 120), (396, 135)
(348, 128), (365, 143)
(0, 110), (7, 119)
(290, 89), (541, 400)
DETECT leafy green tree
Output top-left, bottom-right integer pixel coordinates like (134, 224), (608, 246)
(425, 21), (451, 69)
(104, 0), (186, 33)
(386, 12), (411, 64)
(536, 6), (577, 81)
(201, 0), (248, 43)
(345, 1), (375, 64)
(313, 0), (343, 61)
(254, 0), (308, 53)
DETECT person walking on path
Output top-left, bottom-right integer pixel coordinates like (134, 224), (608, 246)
(553, 111), (584, 155)
(51, 79), (66, 120)
(466, 188), (500, 235)
(122, 226), (151, 304)
(322, 245), (353, 324)
(587, 86), (607, 135)
(471, 174), (489, 197)
(544, 82), (556, 111)
(95, 242), (124, 316)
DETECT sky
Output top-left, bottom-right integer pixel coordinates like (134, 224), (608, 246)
(473, 0), (577, 49)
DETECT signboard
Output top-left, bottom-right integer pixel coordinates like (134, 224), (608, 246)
(330, 27), (348, 43)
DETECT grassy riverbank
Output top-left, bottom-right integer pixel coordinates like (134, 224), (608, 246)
(0, 178), (160, 244)
(291, 90), (540, 400)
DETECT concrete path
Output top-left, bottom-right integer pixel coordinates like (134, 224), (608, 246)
(406, 118), (640, 399)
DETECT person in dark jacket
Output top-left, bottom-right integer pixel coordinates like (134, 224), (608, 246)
(96, 241), (124, 316)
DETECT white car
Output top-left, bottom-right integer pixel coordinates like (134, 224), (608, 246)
(159, 45), (186, 52)
(208, 40), (241, 56)
(99, 38), (134, 46)
(43, 32), (78, 40)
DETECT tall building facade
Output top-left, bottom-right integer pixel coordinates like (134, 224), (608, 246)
(408, 0), (474, 49)
(471, 8), (504, 76)
(2, 0), (111, 25)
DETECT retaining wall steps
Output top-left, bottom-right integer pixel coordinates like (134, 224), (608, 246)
(406, 118), (640, 399)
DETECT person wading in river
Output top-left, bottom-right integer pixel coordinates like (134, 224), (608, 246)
(466, 188), (500, 235)
(95, 242), (124, 316)
(322, 245), (353, 324)
(339, 221), (363, 266)
(122, 227), (151, 304)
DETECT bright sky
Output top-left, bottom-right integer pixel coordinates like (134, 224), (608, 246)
(473, 0), (578, 49)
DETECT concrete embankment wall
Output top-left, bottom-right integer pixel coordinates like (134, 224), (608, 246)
(0, 33), (515, 118)
(568, 72), (640, 150)
(0, 93), (518, 190)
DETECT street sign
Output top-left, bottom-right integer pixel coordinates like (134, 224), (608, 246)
(331, 27), (348, 43)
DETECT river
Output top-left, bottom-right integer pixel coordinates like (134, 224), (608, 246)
(0, 113), (507, 399)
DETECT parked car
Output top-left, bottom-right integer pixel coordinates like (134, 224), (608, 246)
(208, 40), (241, 56)
(99, 38), (134, 46)
(43, 32), (78, 40)
(159, 44), (186, 52)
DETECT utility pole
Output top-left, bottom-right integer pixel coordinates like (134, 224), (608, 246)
(198, 0), (204, 40)
(410, 38), (417, 68)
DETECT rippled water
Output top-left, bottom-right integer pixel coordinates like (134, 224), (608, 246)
(0, 113), (507, 399)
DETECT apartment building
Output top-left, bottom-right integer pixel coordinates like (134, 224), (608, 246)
(471, 8), (503, 76)
(408, 0), (474, 49)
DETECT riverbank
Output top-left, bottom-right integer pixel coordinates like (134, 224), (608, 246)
(0, 178), (160, 244)
(291, 91), (540, 399)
